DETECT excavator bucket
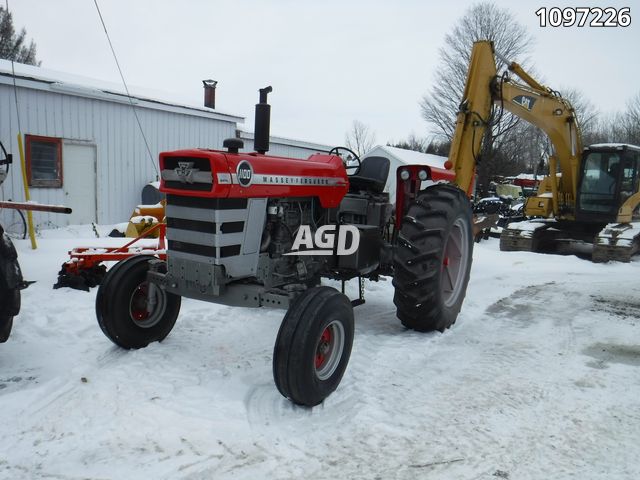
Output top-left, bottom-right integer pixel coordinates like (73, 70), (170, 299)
(472, 213), (499, 241)
(124, 203), (165, 238)
(125, 215), (160, 238)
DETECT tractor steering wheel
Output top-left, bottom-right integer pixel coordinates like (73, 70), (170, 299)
(329, 146), (361, 176)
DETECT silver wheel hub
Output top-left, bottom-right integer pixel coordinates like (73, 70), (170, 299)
(441, 217), (470, 308)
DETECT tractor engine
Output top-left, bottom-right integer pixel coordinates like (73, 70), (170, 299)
(258, 197), (326, 288)
(156, 136), (352, 303)
(157, 145), (394, 306)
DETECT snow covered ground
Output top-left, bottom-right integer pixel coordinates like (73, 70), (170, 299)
(1, 226), (639, 479)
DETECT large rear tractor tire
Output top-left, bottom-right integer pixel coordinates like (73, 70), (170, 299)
(0, 228), (22, 343)
(273, 286), (354, 407)
(0, 314), (13, 343)
(393, 185), (473, 332)
(0, 288), (18, 343)
(96, 255), (181, 349)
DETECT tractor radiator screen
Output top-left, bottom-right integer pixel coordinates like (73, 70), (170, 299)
(161, 156), (214, 192)
(164, 194), (267, 280)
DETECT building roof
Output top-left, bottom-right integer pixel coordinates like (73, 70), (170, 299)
(237, 129), (334, 152)
(364, 145), (447, 168)
(0, 59), (244, 123)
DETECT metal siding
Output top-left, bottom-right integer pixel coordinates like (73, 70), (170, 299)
(0, 82), (237, 228)
(240, 138), (326, 160)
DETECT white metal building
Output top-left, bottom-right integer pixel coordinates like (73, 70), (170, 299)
(237, 130), (332, 159)
(0, 60), (243, 229)
(363, 145), (447, 200)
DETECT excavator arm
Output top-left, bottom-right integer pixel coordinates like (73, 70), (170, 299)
(447, 40), (583, 220)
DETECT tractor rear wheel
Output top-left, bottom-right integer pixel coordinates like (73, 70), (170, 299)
(96, 255), (181, 349)
(393, 185), (473, 332)
(273, 286), (354, 407)
(0, 288), (18, 342)
(0, 228), (22, 343)
(0, 314), (13, 343)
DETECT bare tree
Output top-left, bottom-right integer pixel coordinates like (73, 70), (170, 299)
(419, 2), (534, 195)
(560, 88), (599, 145)
(420, 2), (533, 140)
(345, 120), (376, 157)
(388, 133), (429, 153)
(0, 6), (40, 65)
(621, 92), (640, 145)
(575, 92), (640, 146)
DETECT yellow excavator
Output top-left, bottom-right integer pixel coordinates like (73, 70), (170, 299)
(447, 40), (640, 262)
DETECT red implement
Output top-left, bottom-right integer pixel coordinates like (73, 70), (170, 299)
(55, 223), (167, 291)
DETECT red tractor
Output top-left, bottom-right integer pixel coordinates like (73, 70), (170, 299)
(96, 87), (474, 406)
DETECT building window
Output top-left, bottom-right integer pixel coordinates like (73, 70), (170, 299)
(26, 135), (63, 188)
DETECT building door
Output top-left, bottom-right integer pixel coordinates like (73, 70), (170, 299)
(62, 142), (97, 225)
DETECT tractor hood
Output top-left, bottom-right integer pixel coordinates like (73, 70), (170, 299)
(159, 149), (349, 208)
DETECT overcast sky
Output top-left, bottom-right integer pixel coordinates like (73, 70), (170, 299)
(8, 0), (640, 147)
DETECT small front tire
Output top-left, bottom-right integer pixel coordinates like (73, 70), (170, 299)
(273, 286), (354, 407)
(95, 255), (181, 349)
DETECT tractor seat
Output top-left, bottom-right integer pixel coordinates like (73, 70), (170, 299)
(348, 156), (390, 193)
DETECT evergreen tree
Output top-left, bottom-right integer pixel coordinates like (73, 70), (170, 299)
(0, 6), (40, 66)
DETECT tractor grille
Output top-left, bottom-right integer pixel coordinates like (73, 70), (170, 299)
(164, 194), (266, 280)
(165, 195), (246, 259)
(161, 156), (214, 192)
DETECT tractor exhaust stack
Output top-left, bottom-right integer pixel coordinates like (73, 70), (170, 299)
(254, 86), (272, 154)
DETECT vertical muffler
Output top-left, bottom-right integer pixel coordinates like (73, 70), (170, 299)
(254, 86), (272, 154)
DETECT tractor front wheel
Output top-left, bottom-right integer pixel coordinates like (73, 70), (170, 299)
(96, 255), (181, 349)
(273, 286), (354, 407)
(393, 185), (473, 332)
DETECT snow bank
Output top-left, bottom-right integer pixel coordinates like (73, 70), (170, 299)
(1, 227), (639, 479)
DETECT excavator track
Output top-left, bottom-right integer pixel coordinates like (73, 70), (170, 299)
(499, 220), (550, 253)
(500, 220), (640, 262)
(592, 223), (640, 263)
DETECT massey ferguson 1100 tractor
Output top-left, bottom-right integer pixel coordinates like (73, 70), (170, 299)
(96, 86), (474, 406)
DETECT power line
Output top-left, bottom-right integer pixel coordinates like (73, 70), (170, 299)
(4, 0), (22, 199)
(5, 0), (22, 135)
(93, 0), (158, 177)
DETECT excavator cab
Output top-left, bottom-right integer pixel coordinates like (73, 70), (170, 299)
(576, 144), (640, 223)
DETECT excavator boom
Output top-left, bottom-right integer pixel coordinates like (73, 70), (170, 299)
(448, 40), (640, 262)
(448, 40), (582, 219)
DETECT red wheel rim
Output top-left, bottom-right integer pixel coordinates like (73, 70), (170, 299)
(130, 284), (150, 322)
(314, 320), (346, 381)
(128, 281), (166, 328)
(315, 327), (333, 369)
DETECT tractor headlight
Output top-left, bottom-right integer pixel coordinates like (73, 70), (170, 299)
(418, 169), (428, 181)
(400, 169), (410, 181)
